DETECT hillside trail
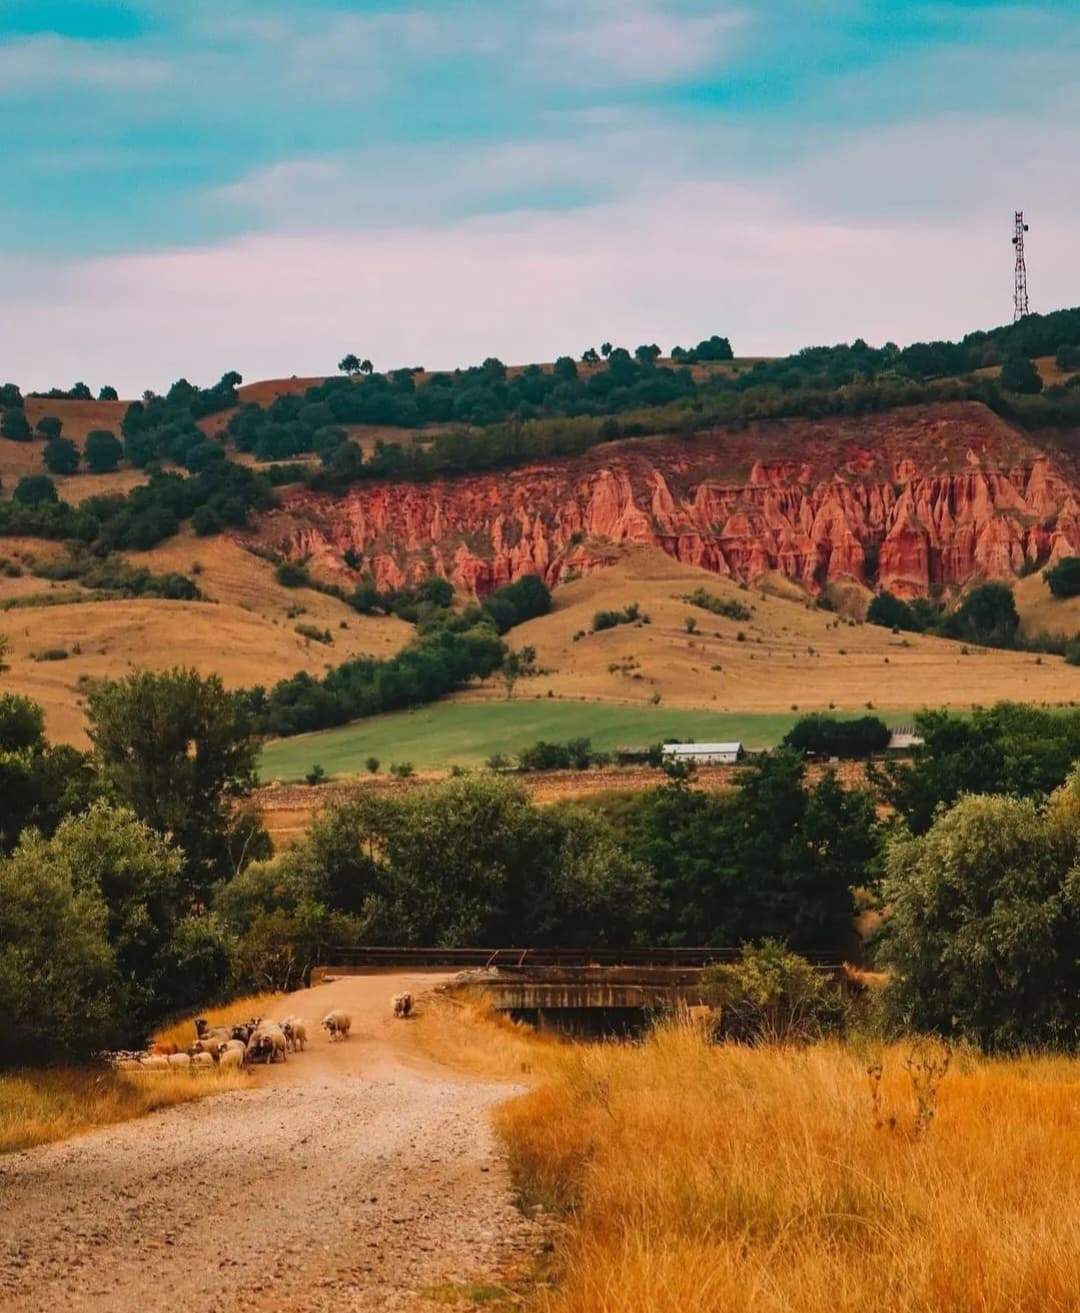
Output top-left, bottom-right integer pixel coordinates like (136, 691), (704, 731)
(0, 972), (538, 1312)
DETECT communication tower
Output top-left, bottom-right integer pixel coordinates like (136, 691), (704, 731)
(1012, 211), (1029, 321)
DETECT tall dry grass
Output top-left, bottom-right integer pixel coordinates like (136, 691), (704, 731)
(0, 1066), (249, 1155)
(152, 991), (281, 1050)
(424, 1005), (1080, 1313)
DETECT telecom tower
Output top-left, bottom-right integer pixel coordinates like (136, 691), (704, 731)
(1012, 211), (1029, 321)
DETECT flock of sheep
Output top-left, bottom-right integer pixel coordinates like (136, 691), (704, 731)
(115, 1009), (355, 1073)
(114, 992), (413, 1074)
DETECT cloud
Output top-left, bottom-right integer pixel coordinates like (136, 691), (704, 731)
(5, 172), (1078, 396)
(0, 32), (171, 93)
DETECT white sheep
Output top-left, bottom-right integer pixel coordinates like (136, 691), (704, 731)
(392, 992), (413, 1018)
(321, 1010), (351, 1042)
(284, 1018), (308, 1051)
(218, 1045), (245, 1070)
(167, 1052), (192, 1069)
(141, 1055), (170, 1071)
(190, 1051), (215, 1070)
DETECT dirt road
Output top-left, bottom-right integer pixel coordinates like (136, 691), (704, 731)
(0, 973), (536, 1312)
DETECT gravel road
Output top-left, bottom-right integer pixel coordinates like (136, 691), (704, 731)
(0, 973), (537, 1312)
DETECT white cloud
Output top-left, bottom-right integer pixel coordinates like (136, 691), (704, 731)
(0, 33), (172, 94)
(5, 173), (1078, 396)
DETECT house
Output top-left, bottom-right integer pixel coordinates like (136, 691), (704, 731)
(661, 741), (744, 766)
(886, 727), (924, 753)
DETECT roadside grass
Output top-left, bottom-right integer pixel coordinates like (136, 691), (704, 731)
(258, 701), (917, 781)
(153, 991), (282, 1050)
(420, 1004), (1080, 1313)
(0, 1066), (249, 1155)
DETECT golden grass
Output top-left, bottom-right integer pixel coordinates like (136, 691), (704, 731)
(1015, 568), (1080, 640)
(0, 1065), (249, 1155)
(423, 1005), (1080, 1313)
(0, 535), (412, 745)
(460, 546), (1080, 716)
(152, 991), (282, 1051)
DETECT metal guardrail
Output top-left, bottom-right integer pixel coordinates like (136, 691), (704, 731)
(322, 945), (841, 968)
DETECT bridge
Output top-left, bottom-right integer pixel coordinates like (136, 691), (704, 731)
(313, 947), (846, 1029)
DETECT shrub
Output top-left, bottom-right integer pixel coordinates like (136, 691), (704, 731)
(1065, 641), (1080, 667)
(518, 738), (595, 771)
(32, 647), (69, 662)
(295, 623), (332, 645)
(274, 560), (310, 587)
(701, 942), (845, 1044)
(43, 436), (80, 475)
(593, 602), (642, 632)
(13, 475), (58, 506)
(782, 714), (890, 759)
(867, 590), (918, 631)
(1044, 556), (1080, 600)
(389, 761), (415, 779)
(84, 430), (123, 474)
(365, 756), (380, 774)
(683, 587), (752, 621)
(305, 764), (326, 786)
(191, 504), (223, 536)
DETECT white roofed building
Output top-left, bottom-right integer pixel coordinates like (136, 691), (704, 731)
(661, 742), (744, 765)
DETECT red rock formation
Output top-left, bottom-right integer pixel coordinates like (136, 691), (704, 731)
(251, 403), (1080, 599)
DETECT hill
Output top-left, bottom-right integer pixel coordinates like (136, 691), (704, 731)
(0, 534), (411, 745)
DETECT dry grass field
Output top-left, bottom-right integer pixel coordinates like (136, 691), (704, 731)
(0, 1066), (248, 1155)
(0, 534), (411, 745)
(473, 547), (1079, 715)
(1015, 568), (1080, 638)
(421, 1001), (1080, 1313)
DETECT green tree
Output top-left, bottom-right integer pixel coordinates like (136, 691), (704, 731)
(0, 409), (31, 442)
(999, 354), (1043, 394)
(866, 590), (918, 631)
(942, 582), (1020, 648)
(338, 354), (361, 375)
(500, 645), (537, 700)
(84, 429), (123, 474)
(879, 778), (1080, 1051)
(87, 668), (263, 893)
(1044, 556), (1080, 600)
(702, 942), (845, 1043)
(13, 475), (58, 505)
(0, 836), (120, 1063)
(35, 415), (63, 441)
(43, 435), (80, 475)
(0, 692), (45, 751)
(98, 385), (119, 401)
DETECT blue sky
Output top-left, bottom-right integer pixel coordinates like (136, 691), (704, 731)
(3, 1), (1079, 392)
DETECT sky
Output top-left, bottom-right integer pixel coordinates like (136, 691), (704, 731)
(2, 0), (1079, 394)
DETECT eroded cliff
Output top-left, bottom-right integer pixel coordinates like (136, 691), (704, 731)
(252, 403), (1080, 599)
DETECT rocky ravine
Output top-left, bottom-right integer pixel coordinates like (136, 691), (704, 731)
(254, 402), (1080, 600)
(0, 973), (537, 1313)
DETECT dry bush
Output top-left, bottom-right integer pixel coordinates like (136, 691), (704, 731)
(152, 991), (282, 1051)
(0, 1066), (248, 1155)
(466, 1019), (1080, 1313)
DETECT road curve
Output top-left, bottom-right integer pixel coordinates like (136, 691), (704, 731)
(0, 972), (537, 1312)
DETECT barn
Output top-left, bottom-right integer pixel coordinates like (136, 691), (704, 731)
(661, 742), (744, 766)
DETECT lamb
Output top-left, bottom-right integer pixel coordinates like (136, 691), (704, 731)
(281, 1020), (296, 1053)
(392, 992), (413, 1018)
(190, 1051), (215, 1070)
(321, 1010), (352, 1041)
(218, 1044), (245, 1070)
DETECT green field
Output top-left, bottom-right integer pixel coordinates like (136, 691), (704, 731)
(258, 699), (917, 781)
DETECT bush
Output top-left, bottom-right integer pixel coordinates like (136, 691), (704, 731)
(13, 475), (58, 506)
(683, 587), (752, 621)
(389, 761), (415, 779)
(84, 429), (123, 474)
(191, 504), (223, 536)
(305, 764), (326, 786)
(999, 354), (1043, 394)
(1044, 556), (1080, 600)
(295, 623), (332, 645)
(701, 942), (845, 1044)
(365, 756), (380, 774)
(43, 436), (79, 475)
(274, 560), (311, 587)
(1066, 641), (1080, 667)
(867, 590), (918, 631)
(518, 738), (596, 771)
(593, 602), (642, 632)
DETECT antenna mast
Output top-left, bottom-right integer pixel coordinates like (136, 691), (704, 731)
(1012, 211), (1029, 321)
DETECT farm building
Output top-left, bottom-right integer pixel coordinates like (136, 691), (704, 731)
(661, 742), (744, 765)
(886, 727), (925, 752)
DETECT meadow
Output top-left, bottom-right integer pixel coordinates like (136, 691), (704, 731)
(257, 699), (918, 779)
(420, 1000), (1080, 1313)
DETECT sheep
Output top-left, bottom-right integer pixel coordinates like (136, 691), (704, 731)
(230, 1021), (258, 1045)
(191, 1038), (225, 1060)
(321, 1010), (351, 1042)
(281, 1020), (296, 1053)
(193, 1018), (232, 1042)
(150, 1041), (178, 1057)
(288, 1018), (308, 1051)
(190, 1051), (215, 1070)
(218, 1044), (245, 1070)
(141, 1055), (170, 1071)
(247, 1024), (287, 1064)
(167, 1052), (192, 1069)
(392, 992), (413, 1019)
